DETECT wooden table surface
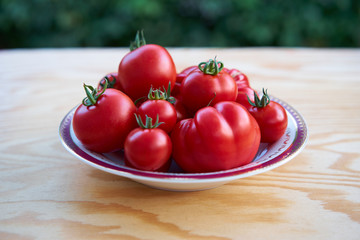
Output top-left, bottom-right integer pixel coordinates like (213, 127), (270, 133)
(1, 48), (359, 240)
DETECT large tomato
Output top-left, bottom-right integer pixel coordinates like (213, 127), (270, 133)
(246, 89), (288, 143)
(73, 80), (137, 153)
(118, 31), (176, 101)
(124, 115), (172, 171)
(181, 58), (238, 115)
(171, 101), (261, 173)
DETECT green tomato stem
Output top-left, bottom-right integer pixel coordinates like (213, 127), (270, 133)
(135, 114), (163, 129)
(248, 88), (271, 108)
(198, 57), (224, 76)
(130, 30), (146, 51)
(82, 79), (108, 106)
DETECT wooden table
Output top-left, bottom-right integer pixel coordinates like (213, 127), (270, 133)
(1, 48), (359, 240)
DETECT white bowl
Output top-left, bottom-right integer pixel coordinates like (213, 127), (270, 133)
(59, 97), (308, 191)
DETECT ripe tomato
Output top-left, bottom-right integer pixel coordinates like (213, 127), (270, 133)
(224, 68), (250, 89)
(137, 85), (177, 133)
(246, 89), (288, 143)
(97, 72), (123, 92)
(172, 66), (198, 98)
(171, 101), (261, 173)
(181, 58), (238, 115)
(173, 97), (191, 122)
(236, 86), (257, 109)
(124, 115), (172, 171)
(73, 80), (137, 153)
(118, 31), (176, 101)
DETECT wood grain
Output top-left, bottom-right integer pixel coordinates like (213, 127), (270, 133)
(0, 48), (359, 240)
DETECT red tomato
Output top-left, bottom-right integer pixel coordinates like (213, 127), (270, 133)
(173, 97), (191, 122)
(180, 65), (198, 75)
(137, 85), (177, 133)
(118, 31), (176, 101)
(172, 65), (198, 98)
(246, 89), (288, 143)
(236, 87), (257, 109)
(124, 115), (172, 171)
(137, 100), (177, 133)
(171, 101), (261, 173)
(181, 58), (238, 115)
(97, 72), (123, 92)
(73, 81), (137, 153)
(224, 68), (250, 89)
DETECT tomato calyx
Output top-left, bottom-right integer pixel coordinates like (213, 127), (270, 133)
(82, 79), (108, 106)
(98, 75), (116, 89)
(248, 88), (271, 108)
(135, 114), (163, 129)
(198, 57), (224, 76)
(130, 30), (146, 51)
(147, 82), (176, 104)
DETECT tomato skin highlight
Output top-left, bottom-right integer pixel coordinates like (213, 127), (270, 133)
(180, 69), (238, 115)
(247, 101), (288, 143)
(73, 89), (137, 153)
(171, 101), (260, 173)
(124, 128), (172, 171)
(137, 99), (177, 133)
(118, 44), (176, 101)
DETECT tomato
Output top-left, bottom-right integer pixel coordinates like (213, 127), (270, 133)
(236, 86), (257, 109)
(97, 72), (123, 92)
(181, 58), (238, 115)
(171, 101), (261, 173)
(73, 80), (137, 153)
(224, 68), (250, 89)
(137, 85), (177, 133)
(173, 97), (191, 122)
(172, 66), (198, 98)
(118, 31), (176, 101)
(124, 115), (172, 171)
(246, 89), (288, 143)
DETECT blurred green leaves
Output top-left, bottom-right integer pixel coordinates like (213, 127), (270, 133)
(0, 0), (358, 48)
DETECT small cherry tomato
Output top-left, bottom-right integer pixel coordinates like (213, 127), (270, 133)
(246, 89), (288, 143)
(137, 83), (177, 133)
(124, 115), (172, 171)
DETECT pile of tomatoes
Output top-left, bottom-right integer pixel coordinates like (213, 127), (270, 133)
(72, 32), (288, 173)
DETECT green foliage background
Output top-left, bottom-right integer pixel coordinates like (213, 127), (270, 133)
(0, 0), (359, 48)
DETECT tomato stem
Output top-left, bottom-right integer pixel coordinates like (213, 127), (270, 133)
(207, 92), (217, 106)
(135, 114), (163, 129)
(147, 82), (175, 104)
(198, 57), (224, 76)
(130, 30), (146, 51)
(99, 75), (116, 90)
(248, 88), (271, 108)
(82, 79), (108, 106)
